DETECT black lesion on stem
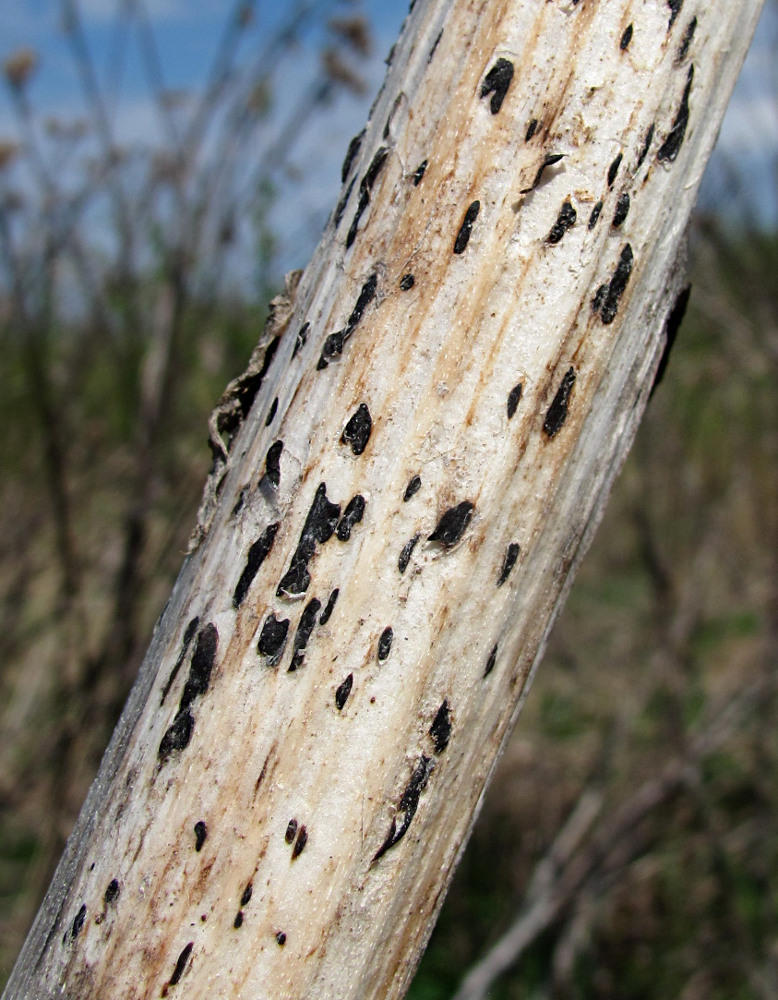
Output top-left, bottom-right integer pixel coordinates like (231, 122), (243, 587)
(480, 58), (514, 114)
(612, 192), (630, 228)
(429, 701), (451, 754)
(658, 65), (693, 163)
(372, 755), (435, 861)
(620, 24), (633, 50)
(398, 534), (420, 574)
(651, 284), (691, 396)
(543, 368), (577, 439)
(194, 821), (207, 852)
(546, 200), (577, 244)
(483, 644), (498, 678)
(319, 588), (339, 626)
(277, 483), (341, 599)
(318, 274), (378, 369)
(345, 147), (390, 249)
(497, 543), (520, 586)
(412, 159), (428, 186)
(336, 495), (366, 542)
(159, 623), (219, 762)
(257, 613), (290, 667)
(264, 441), (283, 489)
(454, 200), (480, 254)
(608, 152), (623, 188)
(289, 599), (322, 671)
(378, 627), (394, 661)
(335, 673), (353, 710)
(677, 17), (697, 62)
(507, 382), (522, 419)
(403, 475), (421, 501)
(428, 501), (475, 548)
(341, 129), (365, 183)
(593, 244), (634, 324)
(341, 403), (372, 455)
(233, 523), (280, 609)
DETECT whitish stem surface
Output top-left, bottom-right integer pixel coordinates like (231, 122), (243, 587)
(3, 1), (764, 998)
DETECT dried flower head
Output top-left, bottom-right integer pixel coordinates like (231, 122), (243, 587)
(0, 140), (19, 169)
(328, 16), (372, 56)
(3, 48), (38, 90)
(322, 48), (366, 96)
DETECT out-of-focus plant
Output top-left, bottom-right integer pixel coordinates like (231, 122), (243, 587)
(0, 0), (373, 982)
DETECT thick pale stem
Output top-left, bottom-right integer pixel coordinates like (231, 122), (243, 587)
(4, 1), (764, 998)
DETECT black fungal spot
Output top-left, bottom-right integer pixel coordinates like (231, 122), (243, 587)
(333, 177), (355, 230)
(169, 942), (193, 986)
(620, 24), (633, 50)
(506, 382), (523, 419)
(265, 442), (283, 489)
(276, 931), (287, 946)
(400, 273), (415, 291)
(588, 200), (603, 230)
(159, 623), (218, 762)
(520, 153), (564, 193)
(427, 29), (443, 63)
(428, 501), (475, 548)
(258, 614), (290, 667)
(453, 200), (480, 254)
(194, 821), (207, 852)
(480, 57), (514, 114)
(341, 129), (365, 183)
(667, 0), (684, 29)
(678, 16), (697, 61)
(179, 623), (218, 710)
(658, 65), (693, 163)
(404, 475), (421, 501)
(336, 495), (366, 542)
(285, 819), (298, 844)
(233, 524), (280, 609)
(277, 483), (341, 598)
(378, 627), (394, 661)
(398, 534), (420, 574)
(265, 397), (278, 426)
(652, 284), (691, 395)
(373, 755), (434, 861)
(608, 152), (623, 188)
(317, 274), (378, 369)
(429, 701), (451, 754)
(320, 589), (339, 626)
(159, 709), (195, 761)
(160, 616), (199, 706)
(71, 904), (86, 939)
(598, 244), (634, 324)
(483, 644), (498, 678)
(241, 883), (253, 907)
(292, 322), (310, 360)
(234, 912), (243, 929)
(292, 825), (308, 859)
(412, 159), (428, 185)
(636, 123), (655, 169)
(543, 367), (577, 438)
(289, 599), (322, 671)
(546, 200), (577, 244)
(525, 118), (539, 141)
(104, 879), (120, 905)
(335, 673), (353, 710)
(497, 543), (520, 586)
(341, 403), (372, 455)
(346, 147), (390, 248)
(612, 192), (630, 228)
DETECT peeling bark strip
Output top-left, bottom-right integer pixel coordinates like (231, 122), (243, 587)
(5, 4), (762, 1000)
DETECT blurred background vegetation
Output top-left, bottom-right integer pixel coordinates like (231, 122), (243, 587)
(0, 2), (776, 997)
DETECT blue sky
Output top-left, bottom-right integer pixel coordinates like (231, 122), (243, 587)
(2, 0), (776, 285)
